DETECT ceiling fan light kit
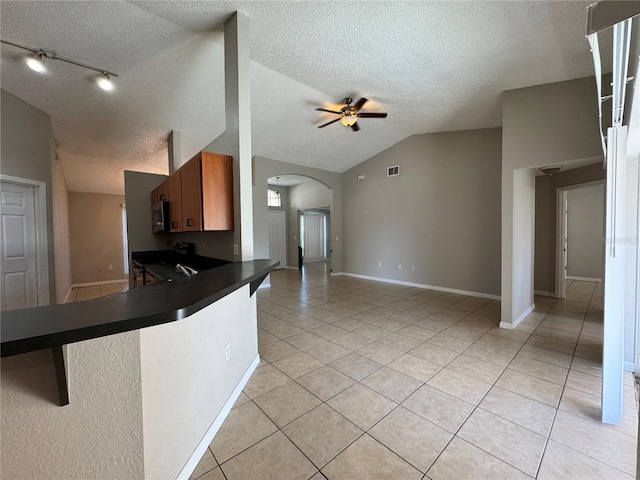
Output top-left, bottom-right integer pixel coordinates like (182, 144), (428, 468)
(539, 165), (563, 176)
(316, 97), (387, 131)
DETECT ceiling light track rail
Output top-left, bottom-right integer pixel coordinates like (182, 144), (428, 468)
(0, 39), (118, 77)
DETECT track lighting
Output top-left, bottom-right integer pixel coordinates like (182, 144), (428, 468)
(1, 39), (118, 92)
(26, 51), (46, 73)
(97, 73), (114, 92)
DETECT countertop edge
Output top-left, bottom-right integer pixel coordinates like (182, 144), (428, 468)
(1, 260), (279, 358)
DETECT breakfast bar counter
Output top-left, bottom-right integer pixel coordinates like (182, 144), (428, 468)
(1, 259), (278, 358)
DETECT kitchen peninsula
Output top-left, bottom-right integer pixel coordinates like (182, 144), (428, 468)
(1, 258), (278, 479)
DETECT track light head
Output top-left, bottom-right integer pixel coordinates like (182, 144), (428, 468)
(97, 73), (114, 92)
(26, 51), (46, 73)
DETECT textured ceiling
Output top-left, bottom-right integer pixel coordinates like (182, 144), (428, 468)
(0, 1), (606, 195)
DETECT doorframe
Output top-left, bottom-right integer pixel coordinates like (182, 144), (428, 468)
(268, 210), (286, 269)
(555, 179), (606, 299)
(1, 174), (50, 306)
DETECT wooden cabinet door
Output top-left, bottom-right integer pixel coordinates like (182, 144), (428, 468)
(168, 172), (183, 232)
(157, 179), (169, 203)
(201, 152), (234, 231)
(180, 155), (203, 231)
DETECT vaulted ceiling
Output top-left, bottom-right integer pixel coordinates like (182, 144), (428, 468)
(0, 1), (606, 195)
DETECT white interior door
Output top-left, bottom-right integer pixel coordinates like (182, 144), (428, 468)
(268, 211), (286, 269)
(1, 181), (38, 311)
(303, 213), (324, 262)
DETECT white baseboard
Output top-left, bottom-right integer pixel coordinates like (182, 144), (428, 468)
(330, 272), (344, 277)
(177, 354), (260, 480)
(534, 290), (557, 298)
(566, 276), (603, 283)
(71, 278), (128, 288)
(285, 266), (299, 270)
(338, 272), (500, 301)
(624, 361), (634, 372)
(500, 303), (535, 330)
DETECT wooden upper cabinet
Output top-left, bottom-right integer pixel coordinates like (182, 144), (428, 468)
(168, 172), (183, 232)
(157, 179), (169, 203)
(180, 156), (203, 231)
(201, 152), (233, 231)
(151, 151), (233, 233)
(151, 178), (168, 207)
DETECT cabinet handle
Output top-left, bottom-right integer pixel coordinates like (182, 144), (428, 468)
(187, 218), (194, 227)
(172, 221), (178, 228)
(159, 194), (166, 201)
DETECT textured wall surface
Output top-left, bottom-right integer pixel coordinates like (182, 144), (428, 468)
(1, 89), (57, 303)
(1, 332), (144, 479)
(566, 185), (604, 279)
(51, 153), (72, 303)
(69, 192), (126, 284)
(342, 128), (502, 296)
(141, 285), (257, 479)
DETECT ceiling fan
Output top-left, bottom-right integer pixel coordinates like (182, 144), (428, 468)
(316, 97), (387, 132)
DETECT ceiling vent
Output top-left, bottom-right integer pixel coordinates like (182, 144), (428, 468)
(387, 166), (400, 177)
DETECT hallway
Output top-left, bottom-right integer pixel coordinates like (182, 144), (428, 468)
(191, 265), (638, 479)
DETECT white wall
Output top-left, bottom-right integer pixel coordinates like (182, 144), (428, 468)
(566, 184), (604, 279)
(341, 128), (502, 297)
(502, 76), (603, 326)
(141, 285), (257, 479)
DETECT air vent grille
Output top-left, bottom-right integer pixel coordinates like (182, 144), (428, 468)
(387, 166), (399, 177)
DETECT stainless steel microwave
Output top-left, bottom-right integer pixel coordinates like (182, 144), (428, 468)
(152, 201), (169, 233)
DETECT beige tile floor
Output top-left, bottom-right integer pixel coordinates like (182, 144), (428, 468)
(199, 265), (637, 479)
(66, 281), (129, 303)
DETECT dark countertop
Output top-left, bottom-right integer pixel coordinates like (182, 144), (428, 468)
(131, 251), (230, 281)
(1, 260), (278, 358)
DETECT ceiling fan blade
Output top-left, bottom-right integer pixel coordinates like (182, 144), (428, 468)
(315, 108), (341, 115)
(318, 118), (341, 128)
(352, 97), (368, 112)
(357, 112), (388, 118)
(350, 122), (360, 132)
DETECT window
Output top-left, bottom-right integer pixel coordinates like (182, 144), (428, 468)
(268, 189), (281, 207)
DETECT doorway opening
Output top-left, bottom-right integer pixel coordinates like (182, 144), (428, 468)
(266, 174), (334, 273)
(556, 180), (605, 299)
(299, 208), (330, 266)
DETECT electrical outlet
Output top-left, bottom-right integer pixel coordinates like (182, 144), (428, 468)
(108, 264), (113, 270)
(398, 264), (402, 270)
(378, 262), (382, 268)
(225, 344), (231, 362)
(411, 266), (416, 272)
(202, 242), (206, 251)
(233, 244), (240, 256)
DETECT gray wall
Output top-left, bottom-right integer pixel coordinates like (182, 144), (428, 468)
(69, 192), (127, 284)
(566, 184), (604, 280)
(342, 128), (502, 297)
(51, 153), (72, 303)
(534, 163), (606, 293)
(502, 76), (603, 324)
(253, 156), (343, 273)
(124, 171), (171, 256)
(0, 89), (57, 303)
